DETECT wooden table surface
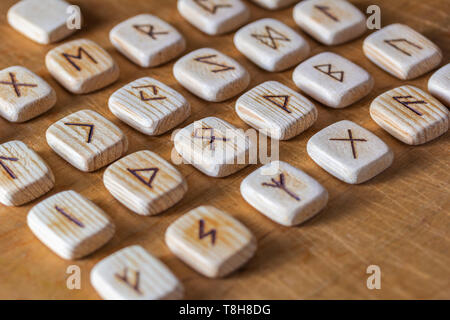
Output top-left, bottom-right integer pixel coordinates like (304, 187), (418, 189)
(0, 0), (449, 300)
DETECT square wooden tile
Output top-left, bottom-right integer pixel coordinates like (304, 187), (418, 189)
(110, 14), (186, 68)
(307, 120), (394, 184)
(370, 85), (449, 145)
(173, 47), (250, 102)
(0, 66), (56, 122)
(363, 23), (442, 80)
(235, 80), (317, 140)
(241, 161), (328, 226)
(292, 52), (373, 108)
(293, 0), (366, 45)
(45, 39), (119, 94)
(7, 0), (79, 44)
(103, 150), (187, 216)
(428, 63), (450, 106)
(174, 116), (252, 177)
(108, 77), (190, 135)
(46, 109), (128, 172)
(91, 245), (183, 300)
(249, 0), (298, 10)
(177, 0), (249, 35)
(27, 190), (115, 260)
(234, 18), (310, 72)
(0, 140), (54, 206)
(165, 205), (256, 278)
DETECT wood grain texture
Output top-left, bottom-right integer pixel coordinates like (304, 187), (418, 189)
(27, 190), (115, 260)
(236, 80), (317, 140)
(165, 205), (257, 277)
(370, 85), (449, 145)
(428, 63), (450, 106)
(0, 0), (449, 299)
(363, 23), (443, 80)
(45, 39), (119, 93)
(103, 150), (187, 216)
(91, 245), (183, 300)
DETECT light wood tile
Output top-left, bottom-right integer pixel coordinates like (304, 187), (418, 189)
(370, 85), (449, 145)
(363, 23), (442, 80)
(249, 0), (299, 10)
(0, 66), (56, 122)
(45, 39), (119, 94)
(46, 109), (128, 172)
(104, 150), (187, 216)
(110, 14), (186, 68)
(235, 80), (317, 140)
(292, 51), (373, 108)
(27, 190), (115, 260)
(0, 140), (54, 206)
(91, 245), (183, 300)
(173, 47), (250, 102)
(177, 0), (249, 35)
(307, 120), (394, 184)
(241, 160), (328, 226)
(428, 63), (450, 106)
(174, 116), (252, 177)
(7, 0), (79, 44)
(108, 77), (190, 136)
(234, 18), (310, 72)
(165, 205), (256, 278)
(293, 0), (366, 45)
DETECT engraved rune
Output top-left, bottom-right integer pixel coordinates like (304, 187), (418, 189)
(329, 129), (367, 159)
(194, 55), (235, 73)
(262, 173), (300, 201)
(393, 96), (426, 116)
(263, 95), (291, 113)
(199, 219), (216, 245)
(127, 167), (159, 188)
(132, 85), (166, 101)
(314, 5), (339, 22)
(0, 156), (19, 179)
(0, 73), (37, 97)
(62, 47), (98, 71)
(314, 64), (344, 82)
(193, 0), (231, 14)
(384, 39), (423, 56)
(251, 26), (290, 50)
(193, 128), (228, 150)
(115, 267), (142, 295)
(55, 206), (85, 228)
(64, 123), (95, 143)
(133, 24), (169, 39)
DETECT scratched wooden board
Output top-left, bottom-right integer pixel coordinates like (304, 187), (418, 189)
(0, 0), (449, 299)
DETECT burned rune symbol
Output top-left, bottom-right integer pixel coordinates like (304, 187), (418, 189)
(0, 73), (37, 97)
(262, 173), (300, 201)
(193, 127), (228, 150)
(132, 85), (167, 101)
(314, 5), (339, 22)
(194, 55), (235, 73)
(193, 0), (231, 14)
(0, 156), (19, 179)
(263, 95), (291, 113)
(393, 96), (426, 116)
(133, 24), (169, 40)
(251, 26), (290, 50)
(62, 47), (98, 71)
(115, 267), (142, 295)
(55, 206), (85, 228)
(329, 129), (367, 159)
(314, 64), (344, 82)
(384, 39), (422, 56)
(127, 167), (159, 188)
(199, 219), (217, 245)
(64, 123), (95, 143)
